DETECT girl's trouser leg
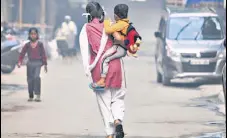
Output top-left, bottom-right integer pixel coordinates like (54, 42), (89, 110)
(96, 88), (126, 136)
(96, 89), (115, 135)
(111, 88), (126, 122)
(26, 61), (42, 97)
(27, 64), (34, 98)
(33, 64), (41, 95)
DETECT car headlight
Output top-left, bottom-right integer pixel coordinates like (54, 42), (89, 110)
(218, 53), (225, 58)
(166, 45), (180, 58)
(218, 47), (226, 59)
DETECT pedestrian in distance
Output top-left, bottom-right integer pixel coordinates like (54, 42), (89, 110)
(18, 27), (48, 102)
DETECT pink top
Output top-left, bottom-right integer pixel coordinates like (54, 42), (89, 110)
(86, 18), (122, 88)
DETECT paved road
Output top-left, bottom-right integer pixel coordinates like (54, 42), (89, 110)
(1, 1), (226, 138)
(1, 48), (226, 138)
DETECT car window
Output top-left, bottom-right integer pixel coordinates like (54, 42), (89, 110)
(167, 16), (224, 40)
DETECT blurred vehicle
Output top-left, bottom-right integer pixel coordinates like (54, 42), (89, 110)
(1, 31), (6, 42)
(1, 39), (24, 74)
(55, 28), (69, 58)
(154, 7), (226, 85)
(222, 39), (226, 101)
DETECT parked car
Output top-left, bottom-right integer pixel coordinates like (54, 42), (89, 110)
(222, 39), (226, 102)
(1, 39), (23, 74)
(154, 7), (226, 85)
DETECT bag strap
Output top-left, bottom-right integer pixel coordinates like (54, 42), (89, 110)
(27, 42), (31, 58)
(126, 23), (135, 35)
(37, 41), (42, 57)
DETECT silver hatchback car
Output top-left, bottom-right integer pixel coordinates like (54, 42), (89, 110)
(154, 7), (226, 85)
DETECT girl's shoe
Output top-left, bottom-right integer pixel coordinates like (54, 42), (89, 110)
(115, 124), (125, 138)
(27, 98), (33, 102)
(34, 95), (41, 102)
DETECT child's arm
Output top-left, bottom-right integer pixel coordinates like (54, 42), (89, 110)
(104, 19), (127, 34)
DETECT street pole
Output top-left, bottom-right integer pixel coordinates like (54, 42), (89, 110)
(19, 0), (23, 28)
(224, 0), (226, 9)
(41, 0), (46, 35)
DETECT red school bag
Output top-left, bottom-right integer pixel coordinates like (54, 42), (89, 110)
(123, 23), (142, 54)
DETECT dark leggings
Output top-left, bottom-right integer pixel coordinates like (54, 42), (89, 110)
(26, 60), (42, 98)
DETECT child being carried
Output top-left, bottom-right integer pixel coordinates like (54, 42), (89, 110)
(90, 4), (142, 90)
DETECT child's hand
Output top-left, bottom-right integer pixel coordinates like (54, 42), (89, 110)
(127, 50), (138, 58)
(130, 45), (139, 53)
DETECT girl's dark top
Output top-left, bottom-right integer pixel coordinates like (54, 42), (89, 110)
(18, 41), (47, 65)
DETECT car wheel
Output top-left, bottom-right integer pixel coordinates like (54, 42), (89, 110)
(162, 75), (171, 86)
(156, 70), (162, 83)
(162, 67), (171, 86)
(1, 64), (16, 74)
(155, 59), (162, 83)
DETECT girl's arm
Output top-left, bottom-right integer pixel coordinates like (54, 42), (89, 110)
(40, 42), (47, 66)
(18, 44), (28, 64)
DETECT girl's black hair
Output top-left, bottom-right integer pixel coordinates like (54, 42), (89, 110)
(86, 1), (105, 23)
(28, 27), (39, 40)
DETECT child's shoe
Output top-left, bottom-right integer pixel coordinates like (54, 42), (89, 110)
(96, 77), (106, 88)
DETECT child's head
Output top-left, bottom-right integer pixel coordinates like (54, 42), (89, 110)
(28, 27), (39, 42)
(86, 1), (105, 23)
(114, 4), (129, 21)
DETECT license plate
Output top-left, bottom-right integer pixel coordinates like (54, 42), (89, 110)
(190, 59), (210, 65)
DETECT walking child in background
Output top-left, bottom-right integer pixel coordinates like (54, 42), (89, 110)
(18, 27), (48, 102)
(90, 4), (142, 89)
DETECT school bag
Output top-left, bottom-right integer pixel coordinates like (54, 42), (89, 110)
(122, 23), (142, 54)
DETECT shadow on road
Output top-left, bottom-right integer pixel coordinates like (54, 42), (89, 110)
(1, 83), (27, 91)
(1, 105), (31, 112)
(1, 83), (27, 97)
(182, 96), (226, 138)
(167, 78), (221, 90)
(152, 79), (221, 90)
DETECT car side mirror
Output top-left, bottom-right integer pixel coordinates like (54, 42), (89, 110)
(154, 32), (162, 38)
